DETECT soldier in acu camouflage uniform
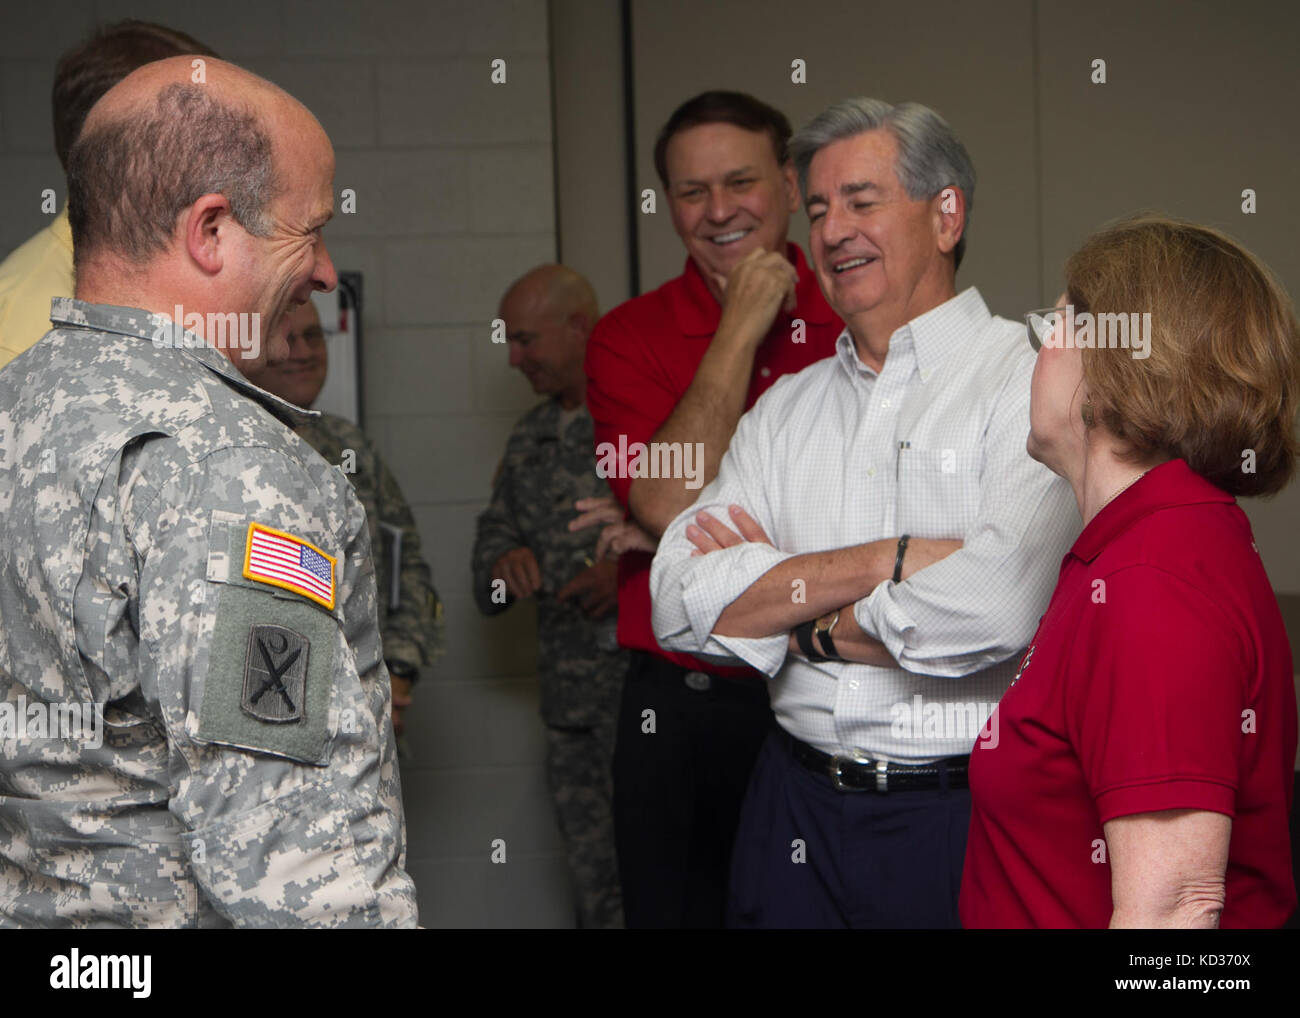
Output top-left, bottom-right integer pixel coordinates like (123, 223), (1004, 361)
(0, 57), (416, 927)
(472, 265), (627, 929)
(243, 301), (444, 739)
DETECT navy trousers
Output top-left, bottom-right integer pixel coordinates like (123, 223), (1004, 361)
(727, 729), (971, 929)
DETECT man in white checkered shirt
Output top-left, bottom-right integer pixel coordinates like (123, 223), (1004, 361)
(649, 98), (1079, 928)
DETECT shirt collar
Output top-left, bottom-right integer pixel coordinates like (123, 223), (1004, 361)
(552, 397), (589, 439)
(669, 242), (835, 337)
(905, 286), (990, 381)
(1069, 458), (1236, 564)
(48, 297), (317, 428)
(833, 286), (988, 382)
(834, 324), (915, 379)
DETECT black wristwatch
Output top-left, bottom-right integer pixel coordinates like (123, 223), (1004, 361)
(794, 620), (829, 662)
(813, 610), (842, 660)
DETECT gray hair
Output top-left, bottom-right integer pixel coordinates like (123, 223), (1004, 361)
(68, 82), (276, 271)
(789, 98), (976, 270)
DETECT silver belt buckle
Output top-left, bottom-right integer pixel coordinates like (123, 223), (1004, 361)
(683, 670), (711, 692)
(829, 748), (873, 792)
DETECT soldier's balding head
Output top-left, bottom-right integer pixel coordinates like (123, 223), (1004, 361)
(68, 56), (338, 369)
(501, 264), (599, 336)
(498, 264), (599, 406)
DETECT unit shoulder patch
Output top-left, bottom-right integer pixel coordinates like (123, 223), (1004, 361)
(242, 624), (310, 723)
(198, 585), (336, 765)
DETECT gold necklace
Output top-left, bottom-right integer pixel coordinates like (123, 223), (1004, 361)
(1096, 468), (1150, 515)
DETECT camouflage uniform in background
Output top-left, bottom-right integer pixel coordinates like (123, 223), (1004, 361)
(0, 299), (418, 928)
(472, 399), (627, 929)
(293, 412), (443, 678)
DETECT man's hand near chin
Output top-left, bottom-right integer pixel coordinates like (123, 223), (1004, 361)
(623, 248), (800, 540)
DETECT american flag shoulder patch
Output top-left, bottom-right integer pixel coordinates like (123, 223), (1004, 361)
(242, 522), (337, 611)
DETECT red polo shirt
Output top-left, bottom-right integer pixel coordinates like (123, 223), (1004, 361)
(585, 243), (841, 671)
(960, 459), (1297, 928)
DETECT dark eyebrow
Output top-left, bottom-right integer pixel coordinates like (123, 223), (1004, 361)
(674, 166), (759, 189)
(507, 330), (537, 342)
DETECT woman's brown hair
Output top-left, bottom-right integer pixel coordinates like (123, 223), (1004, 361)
(1066, 214), (1300, 496)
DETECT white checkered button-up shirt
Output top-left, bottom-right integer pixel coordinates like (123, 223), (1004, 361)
(650, 287), (1080, 761)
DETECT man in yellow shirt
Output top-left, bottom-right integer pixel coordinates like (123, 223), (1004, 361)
(0, 210), (74, 368)
(0, 20), (214, 370)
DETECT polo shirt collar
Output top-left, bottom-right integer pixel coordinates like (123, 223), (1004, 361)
(670, 242), (833, 337)
(1069, 458), (1235, 563)
(832, 286), (989, 383)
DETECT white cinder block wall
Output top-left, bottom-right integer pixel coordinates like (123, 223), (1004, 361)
(0, 0), (571, 927)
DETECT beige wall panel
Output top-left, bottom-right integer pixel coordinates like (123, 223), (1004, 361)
(631, 0), (1039, 319)
(1038, 0), (1300, 590)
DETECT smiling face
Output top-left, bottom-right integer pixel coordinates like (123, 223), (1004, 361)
(499, 285), (586, 400)
(224, 106), (338, 352)
(805, 128), (950, 333)
(663, 122), (799, 295)
(245, 299), (329, 408)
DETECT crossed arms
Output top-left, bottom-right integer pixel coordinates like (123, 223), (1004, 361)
(650, 363), (1079, 678)
(680, 503), (960, 667)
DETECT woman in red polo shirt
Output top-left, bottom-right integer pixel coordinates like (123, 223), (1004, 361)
(960, 215), (1300, 928)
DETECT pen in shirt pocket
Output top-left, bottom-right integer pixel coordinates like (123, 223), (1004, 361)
(896, 440), (910, 481)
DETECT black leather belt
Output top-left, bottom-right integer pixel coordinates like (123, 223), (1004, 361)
(780, 728), (969, 793)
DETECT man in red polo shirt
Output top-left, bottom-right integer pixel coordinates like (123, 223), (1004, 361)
(581, 91), (842, 927)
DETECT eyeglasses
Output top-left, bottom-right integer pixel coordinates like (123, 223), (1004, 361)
(1024, 307), (1065, 353)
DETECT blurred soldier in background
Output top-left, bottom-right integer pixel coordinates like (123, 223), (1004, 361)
(0, 19), (217, 369)
(472, 264), (629, 929)
(244, 299), (444, 739)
